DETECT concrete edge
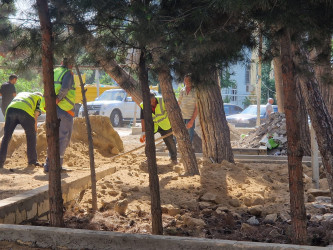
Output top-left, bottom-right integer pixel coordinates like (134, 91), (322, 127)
(0, 165), (116, 224)
(0, 224), (330, 250)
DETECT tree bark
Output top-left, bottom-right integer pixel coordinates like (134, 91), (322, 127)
(196, 73), (234, 164)
(75, 64), (97, 212)
(310, 34), (333, 117)
(157, 67), (199, 175)
(295, 78), (311, 156)
(273, 56), (285, 113)
(293, 42), (333, 204)
(280, 29), (307, 245)
(139, 49), (163, 235)
(36, 0), (63, 227)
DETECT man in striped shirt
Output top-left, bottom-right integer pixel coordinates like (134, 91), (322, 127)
(178, 74), (198, 142)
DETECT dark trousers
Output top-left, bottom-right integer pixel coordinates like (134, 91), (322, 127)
(157, 127), (177, 161)
(0, 108), (37, 166)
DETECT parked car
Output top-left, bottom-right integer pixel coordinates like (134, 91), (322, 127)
(223, 103), (243, 116)
(226, 104), (278, 127)
(78, 89), (140, 127)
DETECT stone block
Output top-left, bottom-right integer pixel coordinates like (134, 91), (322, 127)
(37, 200), (49, 216)
(3, 212), (15, 224)
(26, 203), (38, 220)
(15, 208), (27, 224)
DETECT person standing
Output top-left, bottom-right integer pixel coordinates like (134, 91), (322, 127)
(43, 58), (76, 172)
(140, 91), (178, 165)
(178, 74), (198, 142)
(265, 98), (274, 119)
(0, 74), (17, 116)
(0, 92), (42, 168)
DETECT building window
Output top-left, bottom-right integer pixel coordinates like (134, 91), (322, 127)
(231, 89), (237, 101)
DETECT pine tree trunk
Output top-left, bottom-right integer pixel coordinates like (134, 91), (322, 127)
(273, 56), (285, 113)
(310, 35), (333, 117)
(280, 29), (307, 245)
(196, 74), (234, 163)
(157, 68), (199, 175)
(296, 79), (311, 156)
(293, 42), (333, 203)
(139, 49), (163, 235)
(75, 65), (97, 212)
(36, 0), (64, 227)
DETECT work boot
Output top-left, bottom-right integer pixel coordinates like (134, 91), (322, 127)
(27, 162), (42, 168)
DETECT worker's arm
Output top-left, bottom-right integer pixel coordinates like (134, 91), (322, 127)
(186, 103), (198, 129)
(34, 100), (41, 131)
(13, 92), (16, 97)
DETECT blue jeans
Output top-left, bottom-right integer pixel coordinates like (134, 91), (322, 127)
(44, 106), (73, 171)
(0, 108), (37, 166)
(184, 119), (195, 142)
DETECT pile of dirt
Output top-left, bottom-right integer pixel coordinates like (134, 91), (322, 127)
(61, 155), (332, 246)
(232, 113), (287, 153)
(7, 116), (123, 161)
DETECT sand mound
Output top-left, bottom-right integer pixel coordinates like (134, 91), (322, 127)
(228, 124), (242, 141)
(7, 116), (123, 161)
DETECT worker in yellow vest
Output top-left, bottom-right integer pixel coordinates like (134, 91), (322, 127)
(42, 58), (75, 173)
(140, 91), (177, 165)
(0, 92), (43, 168)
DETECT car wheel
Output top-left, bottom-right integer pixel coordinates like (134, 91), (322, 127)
(110, 110), (123, 127)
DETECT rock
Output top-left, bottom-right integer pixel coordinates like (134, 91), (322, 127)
(241, 223), (256, 233)
(130, 186), (139, 192)
(179, 199), (199, 211)
(322, 213), (333, 221)
(263, 213), (277, 224)
(315, 196), (332, 204)
(216, 206), (229, 215)
(114, 199), (128, 216)
(199, 202), (213, 210)
(306, 203), (329, 214)
(233, 212), (242, 220)
(200, 192), (219, 203)
(168, 207), (182, 217)
(252, 197), (264, 206)
(269, 229), (281, 237)
(263, 175), (273, 183)
(173, 166), (182, 174)
(247, 216), (259, 225)
(229, 199), (241, 207)
(308, 194), (315, 202)
(307, 188), (331, 197)
(111, 147), (120, 155)
(171, 176), (178, 180)
(322, 218), (333, 228)
(183, 216), (205, 229)
(248, 205), (263, 216)
(279, 212), (291, 222)
(108, 190), (119, 196)
(243, 197), (252, 207)
(201, 208), (213, 216)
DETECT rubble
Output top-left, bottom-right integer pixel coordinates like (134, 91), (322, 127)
(231, 112), (289, 155)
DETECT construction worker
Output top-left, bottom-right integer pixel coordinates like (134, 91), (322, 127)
(0, 92), (42, 168)
(140, 91), (177, 165)
(42, 58), (75, 173)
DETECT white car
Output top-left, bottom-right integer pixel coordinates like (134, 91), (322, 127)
(78, 89), (140, 127)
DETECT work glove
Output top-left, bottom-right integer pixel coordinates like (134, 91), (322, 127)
(140, 132), (146, 143)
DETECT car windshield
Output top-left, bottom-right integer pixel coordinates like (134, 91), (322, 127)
(96, 90), (125, 101)
(241, 105), (265, 116)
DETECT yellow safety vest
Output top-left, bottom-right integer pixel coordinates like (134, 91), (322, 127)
(40, 67), (76, 112)
(7, 92), (41, 118)
(140, 98), (171, 133)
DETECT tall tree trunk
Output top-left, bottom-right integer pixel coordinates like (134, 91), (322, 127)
(139, 49), (163, 235)
(280, 29), (307, 245)
(75, 64), (97, 212)
(273, 56), (285, 113)
(36, 0), (63, 227)
(293, 42), (333, 203)
(196, 73), (234, 164)
(157, 67), (199, 175)
(296, 79), (311, 156)
(310, 34), (333, 117)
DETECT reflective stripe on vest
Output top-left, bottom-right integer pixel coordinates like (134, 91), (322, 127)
(140, 98), (171, 133)
(7, 92), (41, 118)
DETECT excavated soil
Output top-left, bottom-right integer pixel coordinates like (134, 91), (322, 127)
(0, 116), (332, 246)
